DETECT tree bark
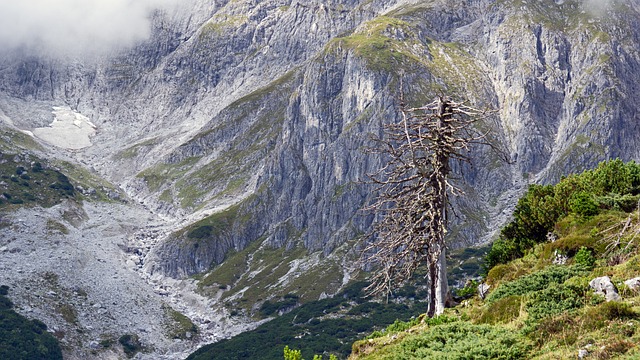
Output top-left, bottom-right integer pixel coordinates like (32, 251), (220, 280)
(434, 249), (448, 315)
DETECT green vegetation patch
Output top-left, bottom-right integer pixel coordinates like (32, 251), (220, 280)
(219, 244), (308, 312)
(52, 160), (122, 203)
(170, 71), (295, 209)
(164, 305), (198, 340)
(188, 282), (428, 360)
(0, 128), (43, 152)
(114, 137), (158, 160)
(175, 123), (285, 210)
(0, 286), (63, 360)
(197, 240), (260, 291)
(329, 16), (419, 73)
(118, 334), (144, 358)
(199, 15), (248, 38)
(0, 153), (77, 209)
(0, 152), (121, 209)
(352, 321), (531, 360)
(46, 219), (69, 235)
(185, 201), (251, 242)
(485, 159), (640, 272)
(327, 15), (484, 97)
(137, 156), (200, 193)
(347, 159), (640, 360)
(475, 295), (523, 325)
(485, 264), (587, 304)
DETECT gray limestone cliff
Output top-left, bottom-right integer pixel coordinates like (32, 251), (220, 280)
(1, 1), (640, 356)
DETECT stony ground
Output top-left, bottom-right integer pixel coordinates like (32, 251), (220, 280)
(0, 199), (262, 359)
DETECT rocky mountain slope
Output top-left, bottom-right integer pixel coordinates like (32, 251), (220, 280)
(1, 0), (639, 358)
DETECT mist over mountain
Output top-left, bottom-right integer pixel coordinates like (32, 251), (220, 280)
(0, 0), (639, 358)
(0, 0), (185, 60)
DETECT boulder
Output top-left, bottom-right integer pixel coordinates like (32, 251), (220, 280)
(478, 283), (490, 300)
(624, 277), (640, 292)
(589, 276), (621, 302)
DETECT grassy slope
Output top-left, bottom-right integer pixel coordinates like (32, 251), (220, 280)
(352, 236), (640, 359)
(349, 163), (640, 359)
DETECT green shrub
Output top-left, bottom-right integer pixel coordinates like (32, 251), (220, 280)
(596, 301), (637, 320)
(525, 283), (585, 321)
(366, 317), (430, 340)
(530, 312), (579, 346)
(484, 160), (640, 272)
(596, 193), (640, 212)
(484, 236), (534, 272)
(356, 322), (530, 359)
(570, 191), (599, 218)
(119, 334), (143, 358)
(485, 265), (587, 304)
(283, 346), (302, 360)
(188, 225), (213, 239)
(454, 280), (479, 299)
(260, 294), (299, 317)
(283, 346), (337, 360)
(574, 247), (596, 268)
(549, 234), (596, 256)
(485, 263), (513, 285)
(0, 288), (62, 359)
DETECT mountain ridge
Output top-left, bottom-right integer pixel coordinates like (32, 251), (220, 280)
(1, 0), (639, 358)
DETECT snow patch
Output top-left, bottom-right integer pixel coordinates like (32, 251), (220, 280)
(33, 106), (97, 150)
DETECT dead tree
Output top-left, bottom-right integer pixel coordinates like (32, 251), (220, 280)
(363, 96), (487, 317)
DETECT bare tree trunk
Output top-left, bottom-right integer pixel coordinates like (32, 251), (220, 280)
(435, 249), (448, 315)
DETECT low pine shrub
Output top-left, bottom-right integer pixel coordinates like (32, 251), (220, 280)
(367, 322), (530, 359)
(485, 265), (587, 304)
(574, 246), (596, 268)
(525, 283), (585, 321)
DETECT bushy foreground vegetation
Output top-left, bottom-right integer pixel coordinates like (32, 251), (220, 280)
(0, 285), (62, 360)
(342, 159), (640, 359)
(485, 159), (640, 271)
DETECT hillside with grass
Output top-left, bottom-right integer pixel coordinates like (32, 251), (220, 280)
(308, 159), (640, 360)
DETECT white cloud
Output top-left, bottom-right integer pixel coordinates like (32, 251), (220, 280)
(0, 0), (179, 59)
(581, 0), (617, 17)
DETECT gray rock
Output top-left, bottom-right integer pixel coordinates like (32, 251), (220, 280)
(624, 277), (640, 292)
(552, 250), (568, 265)
(589, 276), (621, 302)
(478, 283), (490, 300)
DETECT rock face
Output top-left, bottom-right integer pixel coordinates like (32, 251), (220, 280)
(140, 0), (640, 278)
(1, 0), (640, 357)
(624, 277), (640, 292)
(589, 276), (621, 302)
(3, 0), (640, 282)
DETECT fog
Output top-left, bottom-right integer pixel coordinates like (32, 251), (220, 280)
(582, 0), (617, 16)
(0, 0), (179, 59)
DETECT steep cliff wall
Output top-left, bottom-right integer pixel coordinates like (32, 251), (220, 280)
(1, 0), (639, 291)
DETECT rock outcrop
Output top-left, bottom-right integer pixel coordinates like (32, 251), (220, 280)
(1, 1), (640, 357)
(589, 276), (621, 302)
